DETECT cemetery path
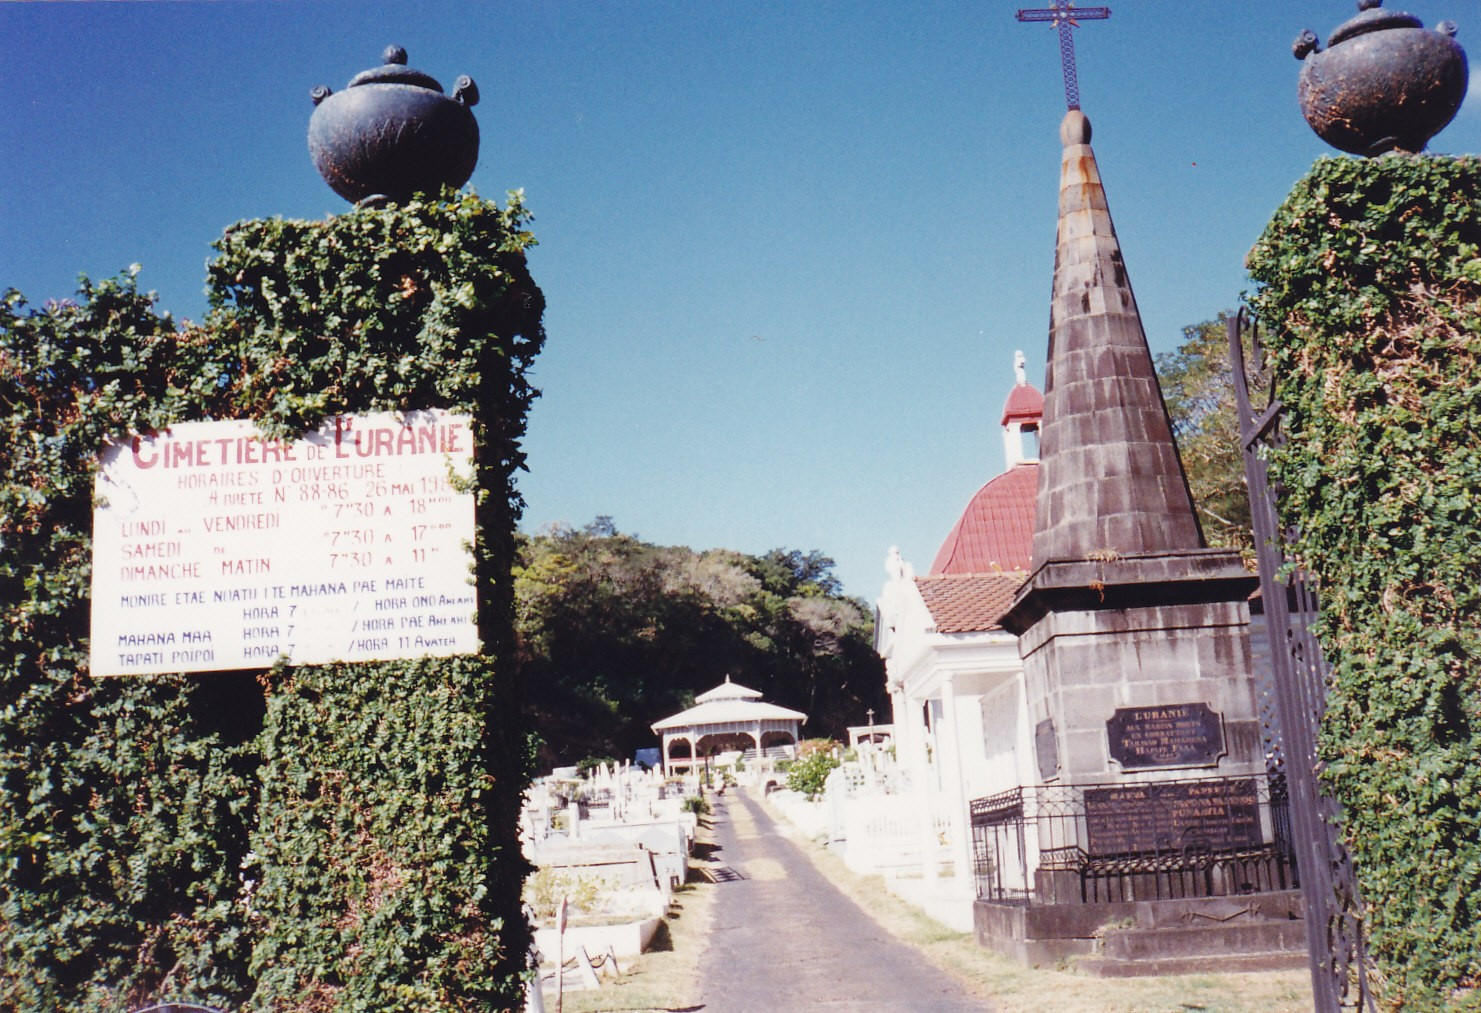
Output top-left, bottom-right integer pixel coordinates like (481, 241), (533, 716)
(694, 787), (989, 1012)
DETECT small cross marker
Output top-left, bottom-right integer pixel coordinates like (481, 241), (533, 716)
(1015, 1), (1111, 111)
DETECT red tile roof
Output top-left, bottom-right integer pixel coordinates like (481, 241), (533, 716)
(915, 572), (1026, 633)
(930, 463), (1039, 575)
(1000, 382), (1044, 426)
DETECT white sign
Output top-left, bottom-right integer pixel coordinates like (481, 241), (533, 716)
(90, 410), (479, 676)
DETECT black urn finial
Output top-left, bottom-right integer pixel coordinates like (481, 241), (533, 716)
(1294, 2), (1468, 156)
(308, 46), (480, 205)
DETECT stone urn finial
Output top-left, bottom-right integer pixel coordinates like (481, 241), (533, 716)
(1294, 1), (1468, 156)
(308, 46), (480, 205)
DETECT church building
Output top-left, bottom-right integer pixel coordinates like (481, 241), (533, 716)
(875, 354), (1043, 890)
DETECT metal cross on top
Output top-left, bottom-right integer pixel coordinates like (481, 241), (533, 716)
(1015, 1), (1112, 111)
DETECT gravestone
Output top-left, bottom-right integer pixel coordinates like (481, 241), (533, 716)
(1083, 779), (1262, 856)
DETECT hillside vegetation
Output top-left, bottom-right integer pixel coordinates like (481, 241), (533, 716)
(515, 518), (885, 765)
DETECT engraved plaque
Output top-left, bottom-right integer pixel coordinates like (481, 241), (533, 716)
(1107, 702), (1224, 769)
(1084, 778), (1262, 856)
(1035, 718), (1059, 780)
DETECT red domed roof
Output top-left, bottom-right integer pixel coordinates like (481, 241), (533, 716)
(929, 462), (1039, 575)
(1001, 382), (1044, 427)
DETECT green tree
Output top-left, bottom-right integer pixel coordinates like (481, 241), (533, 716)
(748, 548), (844, 597)
(514, 522), (884, 767)
(1155, 312), (1268, 556)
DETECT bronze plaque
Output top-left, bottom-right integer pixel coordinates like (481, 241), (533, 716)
(1107, 702), (1224, 769)
(1084, 778), (1262, 856)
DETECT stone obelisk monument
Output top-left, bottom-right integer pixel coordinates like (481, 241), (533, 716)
(1000, 108), (1264, 792)
(974, 13), (1304, 970)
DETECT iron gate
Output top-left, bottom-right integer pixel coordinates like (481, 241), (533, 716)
(1227, 308), (1374, 1013)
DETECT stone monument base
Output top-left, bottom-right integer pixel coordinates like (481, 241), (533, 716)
(973, 890), (1306, 974)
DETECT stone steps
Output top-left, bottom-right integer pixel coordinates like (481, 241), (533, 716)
(1079, 949), (1307, 977)
(1076, 918), (1308, 977)
(975, 890), (1308, 971)
(1104, 917), (1307, 960)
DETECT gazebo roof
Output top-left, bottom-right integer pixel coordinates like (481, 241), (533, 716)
(651, 677), (807, 733)
(694, 675), (763, 703)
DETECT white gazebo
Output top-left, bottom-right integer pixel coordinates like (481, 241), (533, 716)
(651, 677), (806, 777)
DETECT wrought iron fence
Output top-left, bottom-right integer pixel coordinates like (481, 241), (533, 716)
(1228, 309), (1374, 1012)
(969, 773), (1296, 905)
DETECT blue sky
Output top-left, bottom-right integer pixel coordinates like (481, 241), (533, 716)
(6, 1), (1479, 600)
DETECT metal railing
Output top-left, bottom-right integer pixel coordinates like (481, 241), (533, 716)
(970, 773), (1295, 905)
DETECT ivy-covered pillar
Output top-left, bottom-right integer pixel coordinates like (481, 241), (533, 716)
(4, 150), (542, 1013)
(1247, 156), (1481, 1009)
(204, 191), (544, 1011)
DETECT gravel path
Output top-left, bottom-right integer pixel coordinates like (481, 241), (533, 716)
(694, 787), (989, 1012)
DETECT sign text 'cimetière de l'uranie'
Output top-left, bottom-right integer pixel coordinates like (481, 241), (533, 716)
(90, 410), (478, 676)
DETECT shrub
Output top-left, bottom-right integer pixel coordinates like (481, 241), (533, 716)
(523, 868), (611, 923)
(786, 749), (840, 800)
(577, 755), (619, 778)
